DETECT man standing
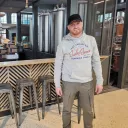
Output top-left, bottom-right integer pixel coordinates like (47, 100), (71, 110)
(54, 14), (103, 128)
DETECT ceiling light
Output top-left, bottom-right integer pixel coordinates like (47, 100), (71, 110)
(94, 0), (110, 5)
(25, 0), (28, 8)
(0, 12), (5, 17)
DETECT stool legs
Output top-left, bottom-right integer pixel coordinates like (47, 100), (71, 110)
(32, 83), (40, 121)
(15, 86), (19, 106)
(10, 91), (19, 128)
(77, 93), (81, 124)
(28, 86), (33, 108)
(93, 102), (96, 119)
(8, 93), (14, 119)
(19, 87), (24, 126)
(56, 94), (61, 115)
(17, 83), (40, 126)
(42, 81), (46, 119)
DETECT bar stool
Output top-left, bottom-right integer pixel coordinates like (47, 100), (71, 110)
(76, 92), (81, 124)
(16, 78), (40, 126)
(0, 83), (19, 128)
(38, 75), (61, 119)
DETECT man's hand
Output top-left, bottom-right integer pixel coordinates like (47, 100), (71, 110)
(95, 85), (103, 94)
(56, 87), (63, 96)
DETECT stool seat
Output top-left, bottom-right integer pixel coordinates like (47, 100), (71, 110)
(0, 83), (12, 93)
(16, 78), (34, 87)
(38, 75), (54, 82)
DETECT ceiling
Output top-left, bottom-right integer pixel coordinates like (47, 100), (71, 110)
(37, 0), (67, 5)
(0, 0), (38, 13)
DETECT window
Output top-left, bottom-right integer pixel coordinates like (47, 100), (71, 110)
(28, 15), (32, 24)
(0, 13), (7, 23)
(21, 14), (32, 24)
(98, 13), (112, 22)
(11, 13), (17, 24)
(117, 11), (125, 17)
(1, 29), (6, 39)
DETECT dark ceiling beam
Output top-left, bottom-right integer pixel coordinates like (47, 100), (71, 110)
(34, 0), (67, 6)
(0, 0), (38, 13)
(0, 0), (5, 6)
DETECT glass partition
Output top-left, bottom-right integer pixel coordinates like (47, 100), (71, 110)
(92, 0), (105, 52)
(90, 0), (115, 55)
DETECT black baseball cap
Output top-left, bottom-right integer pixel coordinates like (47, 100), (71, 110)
(68, 14), (82, 25)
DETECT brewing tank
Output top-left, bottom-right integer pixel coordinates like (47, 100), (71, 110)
(54, 7), (65, 52)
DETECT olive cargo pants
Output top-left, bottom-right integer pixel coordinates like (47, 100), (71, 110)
(62, 81), (94, 128)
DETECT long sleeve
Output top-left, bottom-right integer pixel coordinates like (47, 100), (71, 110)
(54, 43), (64, 88)
(91, 37), (103, 85)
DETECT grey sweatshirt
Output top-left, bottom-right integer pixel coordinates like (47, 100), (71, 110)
(54, 32), (103, 87)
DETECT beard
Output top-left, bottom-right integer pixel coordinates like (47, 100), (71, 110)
(72, 29), (82, 35)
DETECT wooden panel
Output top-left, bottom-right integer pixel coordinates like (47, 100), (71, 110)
(49, 63), (54, 76)
(0, 67), (8, 111)
(31, 63), (50, 103)
(9, 65), (30, 106)
(0, 63), (55, 112)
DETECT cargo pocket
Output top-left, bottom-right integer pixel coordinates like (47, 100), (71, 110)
(62, 81), (75, 112)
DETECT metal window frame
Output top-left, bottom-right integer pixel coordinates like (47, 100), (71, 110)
(117, 0), (128, 88)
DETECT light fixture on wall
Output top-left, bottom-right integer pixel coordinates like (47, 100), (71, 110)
(25, 0), (28, 8)
(94, 0), (110, 5)
(0, 12), (5, 17)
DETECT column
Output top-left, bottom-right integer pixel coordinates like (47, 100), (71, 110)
(32, 3), (38, 59)
(17, 12), (21, 43)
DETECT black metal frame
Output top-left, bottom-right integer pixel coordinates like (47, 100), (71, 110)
(86, 0), (90, 34)
(100, 0), (107, 55)
(17, 12), (21, 43)
(117, 0), (128, 88)
(32, 3), (38, 59)
(107, 0), (118, 85)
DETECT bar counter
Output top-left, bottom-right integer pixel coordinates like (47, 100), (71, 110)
(0, 56), (109, 113)
(0, 58), (54, 67)
(0, 56), (108, 67)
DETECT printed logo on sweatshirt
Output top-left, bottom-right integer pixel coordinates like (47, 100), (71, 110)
(69, 43), (91, 60)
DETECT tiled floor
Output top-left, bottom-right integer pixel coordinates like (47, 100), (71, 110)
(1, 88), (128, 128)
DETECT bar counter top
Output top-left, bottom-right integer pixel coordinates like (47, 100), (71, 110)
(0, 58), (55, 67)
(0, 56), (109, 67)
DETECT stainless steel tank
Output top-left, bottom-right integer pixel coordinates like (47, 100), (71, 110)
(78, 1), (88, 32)
(54, 5), (65, 52)
(38, 5), (66, 54)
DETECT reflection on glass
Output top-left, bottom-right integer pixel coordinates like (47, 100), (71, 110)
(93, 0), (104, 52)
(92, 0), (115, 55)
(101, 0), (115, 55)
(21, 36), (31, 49)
